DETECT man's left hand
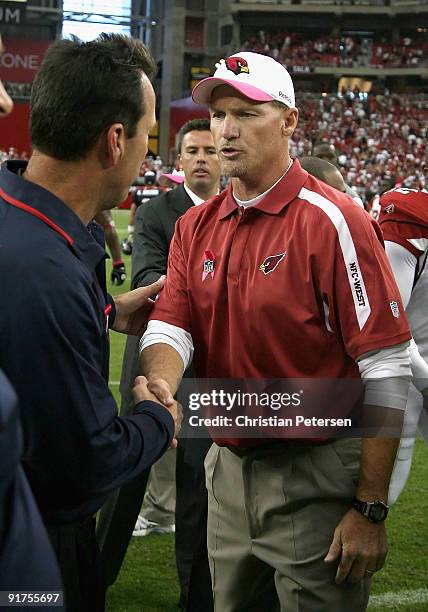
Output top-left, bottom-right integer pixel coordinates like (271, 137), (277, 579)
(324, 509), (388, 584)
(111, 276), (165, 335)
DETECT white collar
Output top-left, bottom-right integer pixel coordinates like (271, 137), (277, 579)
(183, 183), (207, 206)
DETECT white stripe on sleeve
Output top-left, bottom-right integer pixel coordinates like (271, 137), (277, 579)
(299, 187), (371, 330)
(139, 320), (194, 371)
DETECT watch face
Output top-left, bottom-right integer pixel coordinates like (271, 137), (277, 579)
(369, 503), (387, 522)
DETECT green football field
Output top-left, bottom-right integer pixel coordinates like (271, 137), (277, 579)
(105, 209), (428, 612)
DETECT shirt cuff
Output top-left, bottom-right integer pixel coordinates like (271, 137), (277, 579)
(133, 400), (175, 445)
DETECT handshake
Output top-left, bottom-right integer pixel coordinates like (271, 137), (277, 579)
(132, 376), (183, 448)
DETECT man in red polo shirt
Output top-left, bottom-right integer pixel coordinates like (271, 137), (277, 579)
(138, 52), (411, 611)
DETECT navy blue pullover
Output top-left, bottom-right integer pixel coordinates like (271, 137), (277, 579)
(0, 161), (173, 525)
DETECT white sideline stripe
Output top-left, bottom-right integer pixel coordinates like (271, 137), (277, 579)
(298, 187), (371, 330)
(109, 381), (120, 386)
(369, 588), (428, 609)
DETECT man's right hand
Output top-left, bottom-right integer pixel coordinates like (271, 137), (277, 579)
(132, 375), (182, 447)
(147, 378), (175, 407)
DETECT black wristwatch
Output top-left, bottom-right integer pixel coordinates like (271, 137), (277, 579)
(351, 497), (389, 523)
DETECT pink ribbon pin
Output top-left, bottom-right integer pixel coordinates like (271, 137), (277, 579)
(202, 250), (216, 281)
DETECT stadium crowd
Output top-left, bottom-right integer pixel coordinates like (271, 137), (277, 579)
(371, 39), (427, 68)
(241, 30), (428, 68)
(291, 92), (427, 201)
(4, 92), (424, 206)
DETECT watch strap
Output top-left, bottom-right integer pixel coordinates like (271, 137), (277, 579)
(351, 497), (389, 523)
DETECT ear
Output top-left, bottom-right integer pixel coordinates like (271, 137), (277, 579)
(104, 123), (126, 168)
(281, 107), (299, 138)
(177, 153), (183, 170)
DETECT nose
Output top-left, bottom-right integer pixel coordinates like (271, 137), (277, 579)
(221, 115), (239, 141)
(196, 148), (208, 164)
(0, 80), (13, 117)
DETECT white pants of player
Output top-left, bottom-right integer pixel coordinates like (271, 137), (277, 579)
(389, 384), (428, 505)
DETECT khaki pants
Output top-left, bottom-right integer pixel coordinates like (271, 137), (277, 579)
(141, 447), (176, 525)
(205, 439), (371, 612)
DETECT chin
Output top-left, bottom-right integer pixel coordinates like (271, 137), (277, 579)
(192, 177), (210, 191)
(221, 161), (247, 178)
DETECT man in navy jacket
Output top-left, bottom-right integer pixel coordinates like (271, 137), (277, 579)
(0, 34), (181, 611)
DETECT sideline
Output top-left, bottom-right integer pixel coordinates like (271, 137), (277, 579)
(369, 588), (428, 609)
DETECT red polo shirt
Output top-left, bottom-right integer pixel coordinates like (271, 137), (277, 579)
(151, 160), (411, 444)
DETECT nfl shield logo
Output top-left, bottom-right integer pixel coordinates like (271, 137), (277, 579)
(390, 301), (400, 318)
(202, 249), (216, 281)
(204, 260), (214, 274)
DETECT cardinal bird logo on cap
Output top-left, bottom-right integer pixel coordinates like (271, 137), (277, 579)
(259, 252), (287, 275)
(225, 56), (249, 76)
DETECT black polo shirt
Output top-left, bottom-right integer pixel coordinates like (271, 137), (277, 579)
(0, 161), (174, 525)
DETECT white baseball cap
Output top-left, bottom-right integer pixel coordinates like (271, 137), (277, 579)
(192, 52), (295, 108)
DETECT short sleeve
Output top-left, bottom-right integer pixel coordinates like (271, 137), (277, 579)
(379, 220), (428, 258)
(149, 219), (192, 332)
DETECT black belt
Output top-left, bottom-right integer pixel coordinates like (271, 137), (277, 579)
(224, 439), (332, 458)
